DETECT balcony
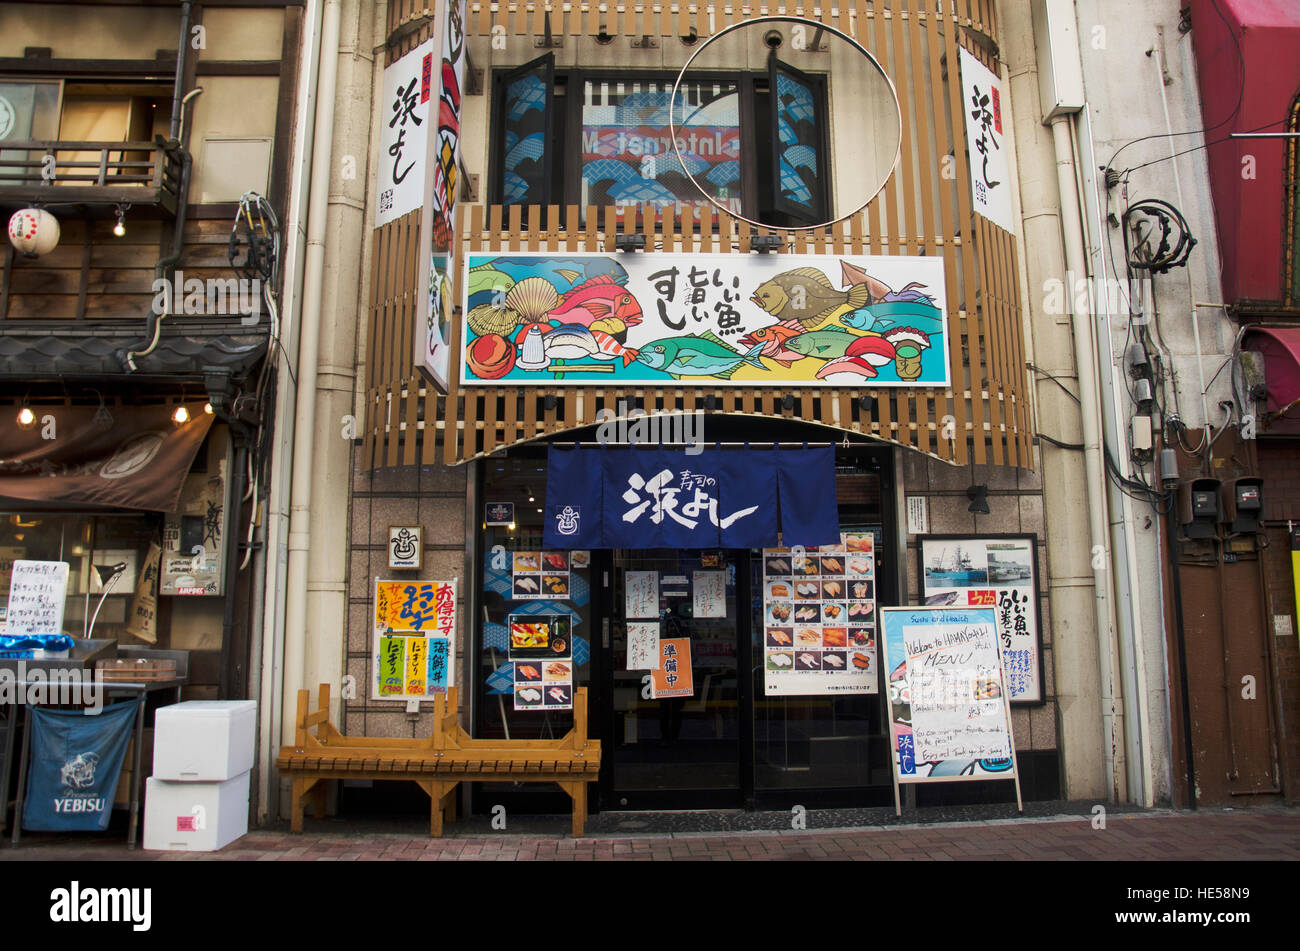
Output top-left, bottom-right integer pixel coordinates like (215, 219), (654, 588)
(0, 139), (184, 215)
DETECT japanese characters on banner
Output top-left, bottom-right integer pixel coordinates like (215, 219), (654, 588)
(650, 637), (694, 698)
(417, 0), (467, 392)
(372, 579), (457, 700)
(375, 38), (435, 227)
(511, 551), (570, 600)
(462, 252), (949, 388)
(508, 614), (573, 710)
(880, 607), (1017, 782)
(958, 46), (1015, 234)
(762, 534), (879, 696)
(543, 446), (839, 550)
(919, 536), (1042, 703)
(5, 560), (69, 637)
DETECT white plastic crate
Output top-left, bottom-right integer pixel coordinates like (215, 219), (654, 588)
(153, 700), (256, 782)
(143, 774), (249, 852)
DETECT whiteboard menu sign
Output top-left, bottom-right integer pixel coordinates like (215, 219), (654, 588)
(880, 606), (1020, 810)
(5, 560), (70, 637)
(762, 533), (879, 696)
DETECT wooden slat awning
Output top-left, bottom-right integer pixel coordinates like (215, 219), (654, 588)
(362, 0), (1031, 470)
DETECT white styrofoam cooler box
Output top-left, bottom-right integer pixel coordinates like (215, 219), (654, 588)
(144, 773), (249, 852)
(153, 700), (257, 781)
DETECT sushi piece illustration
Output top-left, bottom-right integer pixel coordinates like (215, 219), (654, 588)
(823, 604), (842, 619)
(543, 575), (568, 592)
(852, 653), (872, 670)
(849, 602), (874, 618)
(796, 629), (821, 646)
(848, 559), (872, 574)
(768, 558), (790, 572)
(547, 687), (568, 704)
(518, 688), (542, 702)
(770, 631), (792, 646)
(822, 558), (843, 573)
(517, 665), (540, 680)
(823, 655), (845, 668)
(824, 581), (842, 598)
(515, 555), (539, 570)
(770, 652), (793, 668)
(545, 663), (570, 678)
(544, 553), (568, 571)
(852, 582), (869, 598)
(798, 653), (818, 667)
(515, 576), (539, 592)
(822, 629), (847, 647)
(770, 583), (790, 598)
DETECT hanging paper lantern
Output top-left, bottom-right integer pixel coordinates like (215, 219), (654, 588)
(7, 208), (60, 256)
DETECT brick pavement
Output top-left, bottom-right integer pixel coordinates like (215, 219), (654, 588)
(1, 806), (1297, 860)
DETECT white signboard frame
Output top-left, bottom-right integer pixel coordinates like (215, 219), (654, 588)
(880, 605), (1022, 816)
(4, 560), (70, 637)
(375, 38), (436, 228)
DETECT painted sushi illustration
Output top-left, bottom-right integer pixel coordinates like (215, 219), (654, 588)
(461, 254), (947, 385)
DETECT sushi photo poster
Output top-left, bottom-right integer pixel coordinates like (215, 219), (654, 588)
(508, 613), (574, 711)
(880, 606), (1022, 815)
(461, 252), (949, 388)
(761, 533), (879, 696)
(372, 579), (457, 700)
(917, 535), (1043, 704)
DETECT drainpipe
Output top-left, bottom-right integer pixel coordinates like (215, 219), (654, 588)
(1050, 113), (1124, 802)
(282, 0), (342, 747)
(255, 0), (328, 823)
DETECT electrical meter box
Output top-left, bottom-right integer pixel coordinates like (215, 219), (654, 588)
(1177, 478), (1221, 539)
(1220, 477), (1263, 534)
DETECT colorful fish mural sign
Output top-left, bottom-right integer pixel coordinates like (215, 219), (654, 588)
(459, 252), (950, 387)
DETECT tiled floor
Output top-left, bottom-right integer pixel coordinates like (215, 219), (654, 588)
(2, 803), (1297, 860)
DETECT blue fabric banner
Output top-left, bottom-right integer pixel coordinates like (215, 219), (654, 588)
(22, 698), (141, 831)
(776, 446), (841, 547)
(543, 446), (836, 549)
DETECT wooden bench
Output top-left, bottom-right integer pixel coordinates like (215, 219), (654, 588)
(275, 683), (601, 837)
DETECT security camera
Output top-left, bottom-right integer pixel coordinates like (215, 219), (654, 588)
(764, 30), (783, 49)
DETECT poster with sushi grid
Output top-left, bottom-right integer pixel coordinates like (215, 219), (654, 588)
(512, 657), (574, 711)
(762, 534), (879, 696)
(511, 551), (571, 600)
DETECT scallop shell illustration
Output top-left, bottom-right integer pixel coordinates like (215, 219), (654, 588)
(504, 276), (561, 322)
(467, 303), (524, 336)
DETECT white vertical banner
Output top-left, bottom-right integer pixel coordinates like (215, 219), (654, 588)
(375, 38), (435, 227)
(958, 47), (1015, 234)
(415, 0), (467, 392)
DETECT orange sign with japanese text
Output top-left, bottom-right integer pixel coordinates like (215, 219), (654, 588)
(650, 637), (694, 699)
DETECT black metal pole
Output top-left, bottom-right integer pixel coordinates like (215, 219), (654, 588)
(219, 431), (250, 700)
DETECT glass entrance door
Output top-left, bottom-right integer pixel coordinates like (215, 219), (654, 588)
(603, 549), (749, 808)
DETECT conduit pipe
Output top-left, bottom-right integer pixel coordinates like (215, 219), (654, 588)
(255, 0), (327, 822)
(282, 0), (342, 749)
(1050, 114), (1125, 802)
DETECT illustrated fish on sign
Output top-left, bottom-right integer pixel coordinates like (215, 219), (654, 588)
(816, 335), (898, 383)
(784, 327), (859, 361)
(737, 322), (805, 368)
(634, 331), (767, 380)
(750, 267), (871, 329)
(548, 274), (644, 329)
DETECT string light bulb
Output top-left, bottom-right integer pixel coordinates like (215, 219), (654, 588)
(203, 402), (214, 415)
(172, 405), (190, 424)
(17, 406), (36, 428)
(112, 205), (126, 237)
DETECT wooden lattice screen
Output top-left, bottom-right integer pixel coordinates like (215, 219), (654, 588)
(362, 0), (1032, 470)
